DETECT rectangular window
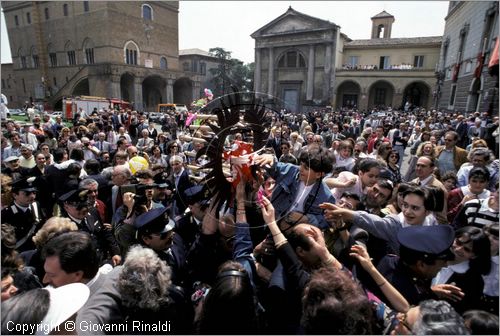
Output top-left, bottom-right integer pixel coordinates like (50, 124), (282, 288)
(374, 88), (386, 105)
(183, 62), (190, 71)
(349, 56), (359, 67)
(63, 4), (68, 16)
(21, 56), (27, 69)
(83, 1), (89, 12)
(465, 61), (472, 73)
(85, 48), (94, 64)
(200, 62), (206, 75)
(449, 84), (457, 107)
(126, 50), (137, 65)
(67, 50), (76, 65)
(22, 78), (26, 93)
(26, 12), (31, 24)
(14, 15), (19, 26)
(413, 55), (424, 68)
(44, 8), (49, 20)
(193, 60), (198, 73)
(49, 53), (57, 67)
(446, 68), (451, 79)
(1, 79), (5, 88)
(379, 56), (390, 69)
(33, 55), (40, 68)
(287, 52), (297, 67)
(53, 77), (57, 86)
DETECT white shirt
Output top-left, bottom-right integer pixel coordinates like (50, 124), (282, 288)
(290, 181), (314, 213)
(432, 261), (469, 286)
(483, 256), (499, 296)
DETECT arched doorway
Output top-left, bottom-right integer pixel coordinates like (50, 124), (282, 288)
(336, 80), (362, 109)
(368, 80), (395, 110)
(72, 78), (90, 96)
(402, 82), (430, 110)
(142, 75), (166, 111)
(120, 73), (135, 102)
(467, 78), (482, 112)
(173, 77), (193, 106)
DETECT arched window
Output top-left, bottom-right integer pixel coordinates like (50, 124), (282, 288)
(65, 41), (76, 65)
(277, 50), (306, 68)
(31, 46), (39, 68)
(82, 38), (95, 64)
(160, 56), (167, 69)
(48, 43), (57, 67)
(18, 48), (27, 69)
(142, 4), (153, 20)
(124, 41), (140, 65)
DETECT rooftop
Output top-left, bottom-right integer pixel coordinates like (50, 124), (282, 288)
(346, 36), (442, 47)
(179, 48), (213, 57)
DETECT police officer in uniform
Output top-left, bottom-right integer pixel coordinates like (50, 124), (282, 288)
(375, 225), (455, 307)
(134, 207), (188, 287)
(174, 185), (210, 248)
(1, 177), (46, 252)
(59, 189), (121, 266)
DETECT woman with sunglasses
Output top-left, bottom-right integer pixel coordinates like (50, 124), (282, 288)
(149, 145), (169, 166)
(385, 149), (402, 184)
(431, 226), (491, 314)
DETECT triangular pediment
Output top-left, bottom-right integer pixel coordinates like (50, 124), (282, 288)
(251, 7), (337, 38)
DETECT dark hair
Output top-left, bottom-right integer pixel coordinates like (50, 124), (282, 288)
(441, 171), (458, 184)
(419, 155), (435, 167)
(386, 149), (400, 163)
(463, 310), (499, 335)
(402, 186), (439, 212)
(1, 289), (50, 334)
(468, 166), (490, 181)
(42, 231), (99, 280)
(353, 158), (381, 174)
(287, 225), (314, 252)
(197, 261), (257, 334)
(377, 179), (394, 196)
(84, 159), (101, 175)
(53, 148), (66, 163)
(413, 300), (468, 335)
(298, 144), (334, 174)
(70, 148), (84, 161)
(455, 226), (491, 274)
(302, 267), (374, 334)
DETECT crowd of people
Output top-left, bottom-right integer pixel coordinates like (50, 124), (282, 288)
(0, 103), (499, 335)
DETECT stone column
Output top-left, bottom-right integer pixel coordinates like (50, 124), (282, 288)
(254, 48), (261, 95)
(267, 47), (274, 97)
(166, 79), (174, 103)
(307, 45), (315, 101)
(107, 75), (120, 100)
(134, 78), (144, 111)
(323, 44), (332, 102)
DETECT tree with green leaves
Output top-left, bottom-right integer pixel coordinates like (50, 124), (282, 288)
(209, 47), (254, 97)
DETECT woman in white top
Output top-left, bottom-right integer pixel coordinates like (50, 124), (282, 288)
(325, 158), (381, 200)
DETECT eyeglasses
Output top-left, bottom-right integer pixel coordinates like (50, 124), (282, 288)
(455, 238), (473, 253)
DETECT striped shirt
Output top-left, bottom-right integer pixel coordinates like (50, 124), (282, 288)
(460, 199), (499, 227)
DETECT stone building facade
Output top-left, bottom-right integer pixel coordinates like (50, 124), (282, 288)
(179, 48), (221, 99)
(1, 1), (200, 111)
(252, 7), (442, 112)
(436, 1), (498, 115)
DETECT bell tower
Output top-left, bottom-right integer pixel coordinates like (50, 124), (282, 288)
(371, 11), (395, 39)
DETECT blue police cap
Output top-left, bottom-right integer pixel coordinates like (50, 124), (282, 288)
(59, 189), (89, 204)
(134, 207), (175, 234)
(11, 177), (37, 193)
(183, 185), (209, 206)
(397, 225), (455, 260)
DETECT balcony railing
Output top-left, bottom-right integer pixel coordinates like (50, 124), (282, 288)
(338, 64), (429, 71)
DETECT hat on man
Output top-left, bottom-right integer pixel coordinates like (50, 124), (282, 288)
(59, 189), (89, 206)
(11, 177), (37, 193)
(20, 143), (34, 151)
(183, 185), (209, 206)
(4, 156), (19, 163)
(398, 225), (455, 261)
(134, 207), (175, 235)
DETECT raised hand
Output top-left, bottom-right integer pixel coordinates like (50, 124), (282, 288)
(259, 195), (276, 224)
(349, 244), (374, 271)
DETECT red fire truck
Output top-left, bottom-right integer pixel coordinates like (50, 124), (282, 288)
(62, 96), (131, 120)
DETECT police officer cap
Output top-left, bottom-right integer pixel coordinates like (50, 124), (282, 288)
(134, 207), (175, 234)
(4, 156), (19, 163)
(397, 225), (455, 260)
(184, 185), (209, 206)
(11, 177), (37, 193)
(59, 189), (89, 204)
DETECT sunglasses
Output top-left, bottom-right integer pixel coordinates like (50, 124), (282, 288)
(455, 238), (473, 253)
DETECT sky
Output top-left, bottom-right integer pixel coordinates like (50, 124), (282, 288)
(1, 1), (449, 65)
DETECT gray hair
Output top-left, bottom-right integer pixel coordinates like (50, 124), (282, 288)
(118, 245), (172, 311)
(467, 147), (494, 163)
(412, 300), (469, 335)
(169, 155), (184, 165)
(79, 178), (98, 189)
(113, 164), (132, 178)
